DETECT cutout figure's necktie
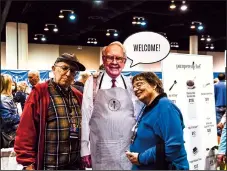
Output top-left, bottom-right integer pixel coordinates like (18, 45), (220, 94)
(111, 79), (116, 88)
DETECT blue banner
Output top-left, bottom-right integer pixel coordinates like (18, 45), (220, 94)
(1, 70), (50, 87)
(0, 69), (223, 86)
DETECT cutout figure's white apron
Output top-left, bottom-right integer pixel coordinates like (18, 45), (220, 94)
(89, 76), (135, 170)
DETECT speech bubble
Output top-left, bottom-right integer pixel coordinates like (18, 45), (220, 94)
(123, 31), (170, 67)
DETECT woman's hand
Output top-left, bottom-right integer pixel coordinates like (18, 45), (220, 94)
(125, 151), (140, 165)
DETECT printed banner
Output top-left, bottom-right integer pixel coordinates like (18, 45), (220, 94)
(161, 53), (218, 170)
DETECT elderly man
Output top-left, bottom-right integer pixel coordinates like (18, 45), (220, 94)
(81, 41), (143, 170)
(28, 70), (40, 87)
(14, 53), (85, 170)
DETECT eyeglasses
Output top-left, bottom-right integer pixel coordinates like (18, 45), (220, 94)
(133, 81), (147, 90)
(103, 55), (126, 63)
(54, 65), (78, 75)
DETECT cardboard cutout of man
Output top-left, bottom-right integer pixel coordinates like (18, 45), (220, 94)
(81, 41), (143, 170)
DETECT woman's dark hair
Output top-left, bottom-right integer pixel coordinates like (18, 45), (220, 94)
(132, 72), (164, 94)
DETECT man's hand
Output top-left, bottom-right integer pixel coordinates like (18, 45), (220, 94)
(81, 155), (92, 168)
(125, 151), (140, 165)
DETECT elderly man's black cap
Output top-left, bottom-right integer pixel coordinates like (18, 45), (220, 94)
(55, 53), (86, 71)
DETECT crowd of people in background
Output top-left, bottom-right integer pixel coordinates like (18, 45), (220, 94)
(0, 42), (226, 170)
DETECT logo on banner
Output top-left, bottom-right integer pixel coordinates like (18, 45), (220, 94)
(192, 131), (196, 137)
(193, 147), (198, 155)
(108, 99), (121, 111)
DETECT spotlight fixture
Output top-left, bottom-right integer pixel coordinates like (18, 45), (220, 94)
(190, 21), (204, 31)
(206, 35), (211, 42)
(169, 0), (176, 9)
(132, 16), (146, 26)
(59, 9), (76, 20)
(106, 29), (119, 37)
(87, 38), (98, 44)
(210, 44), (214, 49)
(170, 42), (179, 48)
(180, 1), (188, 11)
(200, 35), (211, 42)
(200, 35), (205, 41)
(205, 44), (214, 50)
(34, 34), (47, 41)
(44, 24), (58, 32)
(93, 0), (103, 4)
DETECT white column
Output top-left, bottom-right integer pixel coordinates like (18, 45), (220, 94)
(5, 22), (28, 69)
(189, 35), (198, 54)
(18, 23), (28, 69)
(6, 22), (17, 69)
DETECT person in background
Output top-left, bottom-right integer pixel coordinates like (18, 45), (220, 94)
(28, 70), (40, 88)
(214, 73), (226, 141)
(14, 53), (85, 170)
(13, 81), (27, 110)
(12, 80), (17, 97)
(126, 72), (189, 170)
(81, 41), (143, 170)
(0, 74), (20, 148)
(91, 64), (105, 78)
(72, 71), (91, 93)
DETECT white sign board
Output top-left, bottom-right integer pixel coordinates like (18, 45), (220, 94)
(162, 53), (218, 170)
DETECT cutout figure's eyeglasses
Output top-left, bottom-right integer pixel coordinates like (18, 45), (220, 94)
(103, 55), (127, 63)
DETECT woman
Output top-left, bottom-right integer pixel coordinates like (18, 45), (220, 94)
(126, 72), (189, 170)
(12, 80), (17, 97)
(13, 81), (27, 110)
(0, 74), (20, 148)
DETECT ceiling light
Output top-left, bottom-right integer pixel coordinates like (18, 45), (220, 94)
(106, 32), (110, 36)
(94, 41), (97, 44)
(114, 32), (118, 37)
(200, 35), (205, 40)
(132, 21), (137, 24)
(94, 0), (103, 4)
(206, 36), (211, 42)
(190, 25), (196, 29)
(141, 21), (146, 26)
(210, 46), (214, 50)
(69, 12), (76, 20)
(197, 25), (204, 30)
(44, 26), (49, 31)
(41, 37), (46, 41)
(169, 0), (176, 9)
(53, 27), (58, 32)
(205, 44), (209, 49)
(87, 41), (90, 43)
(59, 12), (64, 19)
(180, 1), (188, 11)
(34, 34), (46, 41)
